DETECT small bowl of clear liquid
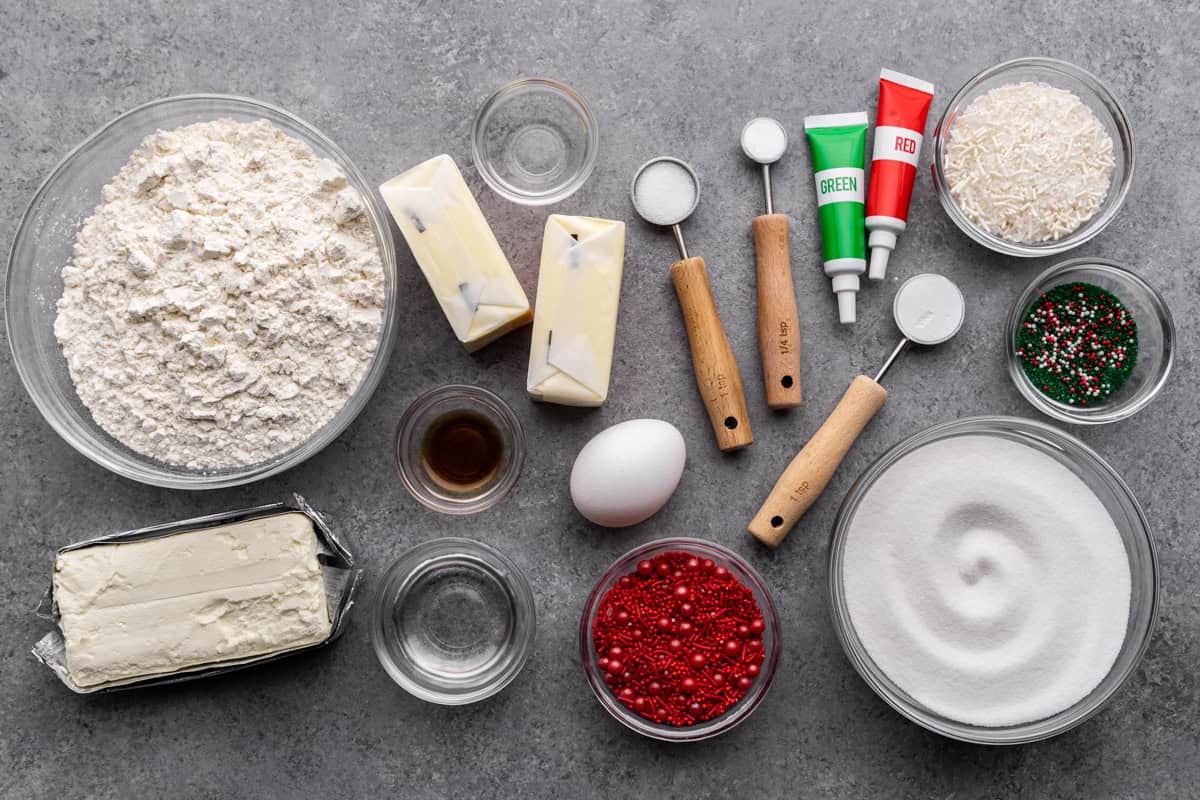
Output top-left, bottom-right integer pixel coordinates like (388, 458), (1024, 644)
(471, 77), (598, 205)
(371, 538), (536, 704)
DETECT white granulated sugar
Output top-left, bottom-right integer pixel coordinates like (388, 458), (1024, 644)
(634, 160), (697, 225)
(741, 118), (787, 162)
(54, 118), (385, 470)
(842, 434), (1131, 727)
(943, 82), (1115, 243)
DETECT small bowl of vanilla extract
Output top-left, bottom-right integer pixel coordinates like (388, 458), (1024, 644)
(395, 385), (526, 515)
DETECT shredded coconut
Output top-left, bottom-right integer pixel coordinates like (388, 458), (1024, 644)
(54, 118), (385, 470)
(943, 82), (1115, 243)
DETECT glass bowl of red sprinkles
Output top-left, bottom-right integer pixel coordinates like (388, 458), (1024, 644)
(1005, 258), (1175, 425)
(579, 538), (780, 741)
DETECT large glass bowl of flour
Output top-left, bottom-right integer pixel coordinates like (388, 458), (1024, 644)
(6, 95), (397, 488)
(828, 416), (1158, 744)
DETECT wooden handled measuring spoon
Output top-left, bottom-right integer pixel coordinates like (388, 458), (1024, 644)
(632, 157), (753, 452)
(741, 117), (802, 409)
(749, 274), (965, 547)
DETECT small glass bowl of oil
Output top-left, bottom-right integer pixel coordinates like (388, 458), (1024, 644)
(395, 385), (526, 515)
(372, 538), (536, 704)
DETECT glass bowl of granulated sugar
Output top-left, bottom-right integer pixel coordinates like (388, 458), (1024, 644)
(6, 95), (397, 489)
(829, 416), (1158, 744)
(931, 58), (1134, 257)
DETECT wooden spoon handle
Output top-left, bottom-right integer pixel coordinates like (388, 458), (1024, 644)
(752, 214), (802, 409)
(670, 256), (754, 452)
(748, 375), (888, 547)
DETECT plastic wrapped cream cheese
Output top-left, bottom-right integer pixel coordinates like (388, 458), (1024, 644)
(380, 154), (532, 351)
(52, 512), (332, 688)
(527, 215), (626, 406)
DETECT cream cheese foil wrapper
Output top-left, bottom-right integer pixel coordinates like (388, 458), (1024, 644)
(32, 494), (361, 694)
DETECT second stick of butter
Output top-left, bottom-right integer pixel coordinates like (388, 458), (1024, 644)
(527, 215), (626, 406)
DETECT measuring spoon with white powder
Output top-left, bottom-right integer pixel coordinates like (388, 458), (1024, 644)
(748, 273), (965, 547)
(741, 117), (803, 409)
(632, 157), (753, 451)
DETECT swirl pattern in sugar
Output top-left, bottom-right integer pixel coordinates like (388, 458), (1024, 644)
(843, 434), (1131, 727)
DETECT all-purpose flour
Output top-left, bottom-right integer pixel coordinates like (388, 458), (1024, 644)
(54, 119), (385, 469)
(842, 434), (1131, 727)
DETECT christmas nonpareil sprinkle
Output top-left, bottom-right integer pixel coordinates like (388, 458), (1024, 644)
(1017, 282), (1138, 406)
(591, 551), (766, 726)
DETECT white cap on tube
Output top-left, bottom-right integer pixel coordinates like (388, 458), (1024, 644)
(868, 229), (898, 281)
(831, 273), (860, 324)
(837, 292), (857, 324)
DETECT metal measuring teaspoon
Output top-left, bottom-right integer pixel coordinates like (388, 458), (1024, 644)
(631, 157), (700, 258)
(631, 156), (753, 452)
(875, 273), (966, 381)
(748, 274), (966, 548)
(740, 117), (788, 214)
(741, 117), (802, 409)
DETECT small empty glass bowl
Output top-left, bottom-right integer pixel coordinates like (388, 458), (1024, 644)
(372, 538), (536, 705)
(579, 538), (781, 742)
(1006, 259), (1175, 424)
(829, 416), (1159, 744)
(932, 57), (1134, 256)
(395, 385), (526, 515)
(471, 78), (598, 205)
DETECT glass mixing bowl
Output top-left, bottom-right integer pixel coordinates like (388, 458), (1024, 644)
(1005, 258), (1174, 425)
(579, 538), (781, 742)
(5, 94), (398, 489)
(828, 416), (1159, 745)
(931, 57), (1134, 257)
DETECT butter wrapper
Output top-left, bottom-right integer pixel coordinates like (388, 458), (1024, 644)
(32, 494), (361, 694)
(526, 214), (626, 407)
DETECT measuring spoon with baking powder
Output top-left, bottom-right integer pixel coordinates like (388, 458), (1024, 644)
(632, 157), (753, 452)
(742, 117), (802, 409)
(748, 273), (965, 547)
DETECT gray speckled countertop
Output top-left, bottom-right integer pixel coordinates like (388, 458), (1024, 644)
(2, 1), (1198, 797)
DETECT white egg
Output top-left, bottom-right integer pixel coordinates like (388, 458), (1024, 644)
(569, 419), (686, 528)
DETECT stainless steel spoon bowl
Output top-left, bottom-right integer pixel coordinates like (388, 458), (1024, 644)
(631, 156), (701, 257)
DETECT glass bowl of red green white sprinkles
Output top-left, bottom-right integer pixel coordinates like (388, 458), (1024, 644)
(579, 538), (780, 741)
(1006, 258), (1175, 424)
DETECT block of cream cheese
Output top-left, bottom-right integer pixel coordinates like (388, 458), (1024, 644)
(379, 154), (532, 351)
(527, 215), (626, 406)
(52, 512), (332, 688)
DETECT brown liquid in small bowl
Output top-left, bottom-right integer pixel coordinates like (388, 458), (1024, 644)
(421, 411), (504, 492)
(395, 384), (525, 515)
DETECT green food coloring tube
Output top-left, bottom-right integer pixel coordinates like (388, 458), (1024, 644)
(804, 112), (868, 324)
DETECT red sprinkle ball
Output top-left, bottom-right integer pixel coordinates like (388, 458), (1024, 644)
(592, 550), (767, 726)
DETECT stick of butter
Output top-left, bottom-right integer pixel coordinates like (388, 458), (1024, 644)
(380, 155), (532, 351)
(53, 512), (332, 688)
(527, 215), (626, 406)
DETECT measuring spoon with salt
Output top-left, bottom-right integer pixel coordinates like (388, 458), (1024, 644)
(748, 273), (965, 548)
(632, 157), (753, 451)
(741, 117), (802, 409)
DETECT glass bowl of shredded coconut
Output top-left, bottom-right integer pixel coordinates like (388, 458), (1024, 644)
(6, 95), (397, 488)
(932, 58), (1134, 257)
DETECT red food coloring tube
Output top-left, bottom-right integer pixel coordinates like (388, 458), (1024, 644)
(866, 68), (935, 281)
